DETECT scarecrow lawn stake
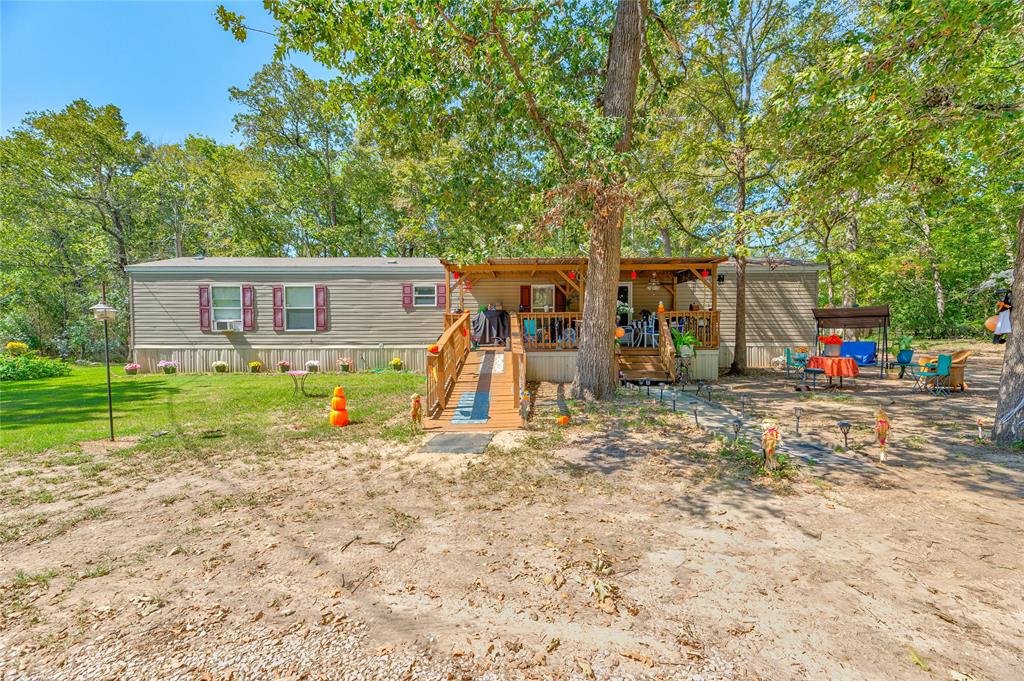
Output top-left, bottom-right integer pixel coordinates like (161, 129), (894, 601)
(761, 420), (782, 471)
(410, 393), (423, 431)
(875, 408), (890, 463)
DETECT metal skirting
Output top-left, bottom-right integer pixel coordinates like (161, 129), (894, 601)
(133, 345), (428, 374)
(717, 343), (805, 369)
(525, 351), (578, 383)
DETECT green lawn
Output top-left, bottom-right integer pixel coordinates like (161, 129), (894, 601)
(1, 367), (426, 456)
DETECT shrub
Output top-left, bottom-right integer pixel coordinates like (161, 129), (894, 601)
(212, 360), (229, 373)
(4, 341), (30, 356)
(0, 354), (73, 381)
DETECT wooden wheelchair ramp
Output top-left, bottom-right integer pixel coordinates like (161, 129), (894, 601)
(424, 349), (520, 432)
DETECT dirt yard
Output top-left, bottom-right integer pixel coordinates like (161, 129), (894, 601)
(2, 342), (1021, 680)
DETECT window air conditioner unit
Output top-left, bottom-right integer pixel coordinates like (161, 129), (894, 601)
(214, 320), (242, 332)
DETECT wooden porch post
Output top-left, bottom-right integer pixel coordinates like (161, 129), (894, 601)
(711, 264), (718, 311)
(446, 268), (452, 313)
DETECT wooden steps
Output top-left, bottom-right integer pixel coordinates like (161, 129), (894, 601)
(618, 348), (672, 383)
(423, 349), (521, 432)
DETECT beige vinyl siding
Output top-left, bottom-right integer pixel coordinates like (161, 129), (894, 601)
(715, 267), (819, 367)
(454, 278), (583, 313)
(131, 270), (447, 348)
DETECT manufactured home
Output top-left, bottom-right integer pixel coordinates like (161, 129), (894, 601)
(126, 255), (822, 426)
(127, 255), (821, 373)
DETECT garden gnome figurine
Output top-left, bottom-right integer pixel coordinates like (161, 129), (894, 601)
(761, 420), (782, 471)
(410, 393), (423, 431)
(875, 407), (891, 463)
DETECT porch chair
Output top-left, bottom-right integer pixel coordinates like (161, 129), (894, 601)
(785, 348), (808, 378)
(522, 318), (538, 345)
(912, 354), (953, 396)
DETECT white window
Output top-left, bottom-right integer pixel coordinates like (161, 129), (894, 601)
(211, 286), (242, 322)
(285, 285), (316, 331)
(413, 284), (437, 307)
(531, 285), (555, 312)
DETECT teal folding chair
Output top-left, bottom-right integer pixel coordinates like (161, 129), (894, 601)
(785, 348), (808, 378)
(913, 354), (952, 396)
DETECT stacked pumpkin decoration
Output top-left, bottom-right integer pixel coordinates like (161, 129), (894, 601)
(329, 386), (350, 427)
(557, 415), (571, 426)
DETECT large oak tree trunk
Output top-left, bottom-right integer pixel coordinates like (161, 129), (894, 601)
(992, 205), (1024, 444)
(572, 0), (643, 400)
(729, 153), (748, 374)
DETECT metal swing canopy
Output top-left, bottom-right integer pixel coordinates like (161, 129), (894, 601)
(812, 305), (891, 377)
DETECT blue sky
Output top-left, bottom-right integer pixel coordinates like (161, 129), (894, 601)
(1, 0), (333, 144)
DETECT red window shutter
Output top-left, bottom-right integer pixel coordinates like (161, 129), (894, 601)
(272, 285), (284, 331)
(401, 282), (413, 308)
(242, 285), (255, 330)
(199, 285), (211, 331)
(315, 284), (328, 331)
(555, 287), (566, 312)
(519, 286), (531, 311)
(436, 283), (446, 309)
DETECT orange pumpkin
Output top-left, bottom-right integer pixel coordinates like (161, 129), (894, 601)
(615, 327), (625, 339)
(557, 415), (571, 426)
(427, 343), (440, 354)
(329, 409), (350, 427)
(331, 396), (347, 411)
(333, 386), (345, 398)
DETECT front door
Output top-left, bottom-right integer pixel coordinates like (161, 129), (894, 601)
(616, 283), (632, 326)
(531, 285), (555, 312)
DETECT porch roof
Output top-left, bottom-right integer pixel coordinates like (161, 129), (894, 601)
(440, 256), (727, 276)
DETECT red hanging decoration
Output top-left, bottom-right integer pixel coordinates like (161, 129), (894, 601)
(630, 270), (637, 280)
(700, 269), (710, 278)
(568, 271), (576, 280)
(453, 271), (460, 280)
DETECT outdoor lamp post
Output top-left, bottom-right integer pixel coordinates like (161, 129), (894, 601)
(836, 420), (851, 449)
(794, 406), (802, 436)
(89, 287), (116, 442)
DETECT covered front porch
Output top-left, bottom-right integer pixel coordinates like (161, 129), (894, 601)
(440, 257), (725, 354)
(419, 258), (724, 430)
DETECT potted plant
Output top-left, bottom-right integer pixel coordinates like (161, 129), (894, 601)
(157, 360), (178, 375)
(819, 334), (843, 357)
(389, 357), (403, 371)
(123, 362), (141, 376)
(248, 360), (262, 373)
(427, 343), (440, 355)
(305, 359), (320, 373)
(212, 360), (229, 373)
(337, 357), (354, 373)
(277, 360), (291, 373)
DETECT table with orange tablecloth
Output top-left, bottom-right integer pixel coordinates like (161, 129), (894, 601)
(807, 356), (859, 387)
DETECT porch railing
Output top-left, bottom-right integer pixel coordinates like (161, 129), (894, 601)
(509, 313), (529, 425)
(663, 310), (720, 349)
(520, 312), (583, 351)
(426, 312), (471, 416)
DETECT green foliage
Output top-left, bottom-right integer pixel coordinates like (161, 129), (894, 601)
(0, 354), (73, 382)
